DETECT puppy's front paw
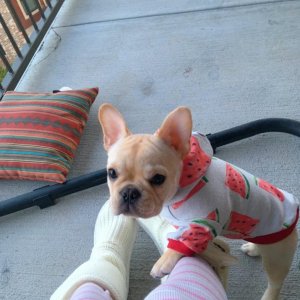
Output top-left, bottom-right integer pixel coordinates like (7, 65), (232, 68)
(150, 249), (183, 278)
(241, 242), (260, 257)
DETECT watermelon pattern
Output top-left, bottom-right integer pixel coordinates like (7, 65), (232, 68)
(179, 136), (211, 188)
(193, 219), (218, 237)
(172, 176), (208, 209)
(223, 211), (259, 239)
(225, 163), (250, 199)
(206, 209), (220, 223)
(179, 224), (213, 253)
(255, 178), (285, 202)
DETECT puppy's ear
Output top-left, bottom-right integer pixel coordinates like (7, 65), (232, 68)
(98, 103), (131, 151)
(155, 107), (192, 158)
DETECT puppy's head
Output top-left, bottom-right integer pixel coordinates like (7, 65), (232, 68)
(98, 104), (192, 218)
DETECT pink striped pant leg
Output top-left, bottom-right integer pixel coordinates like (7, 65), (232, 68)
(70, 282), (112, 300)
(145, 256), (228, 300)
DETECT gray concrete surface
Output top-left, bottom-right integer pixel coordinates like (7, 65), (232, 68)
(0, 0), (300, 299)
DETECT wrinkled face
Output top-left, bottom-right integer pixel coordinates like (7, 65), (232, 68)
(106, 134), (182, 218)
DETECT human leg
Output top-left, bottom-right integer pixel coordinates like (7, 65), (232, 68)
(70, 282), (112, 300)
(51, 200), (137, 300)
(145, 256), (227, 300)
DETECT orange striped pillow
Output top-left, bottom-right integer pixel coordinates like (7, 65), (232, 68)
(0, 87), (99, 183)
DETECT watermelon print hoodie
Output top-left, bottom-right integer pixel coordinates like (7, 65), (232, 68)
(161, 132), (299, 256)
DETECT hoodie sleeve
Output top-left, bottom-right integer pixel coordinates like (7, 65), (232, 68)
(167, 220), (219, 255)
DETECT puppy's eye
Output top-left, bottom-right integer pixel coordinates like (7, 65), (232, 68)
(108, 168), (118, 180)
(150, 174), (166, 186)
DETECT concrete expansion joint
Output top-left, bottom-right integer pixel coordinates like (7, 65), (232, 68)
(52, 0), (296, 29)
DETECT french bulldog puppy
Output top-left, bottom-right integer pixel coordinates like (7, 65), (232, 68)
(98, 103), (299, 300)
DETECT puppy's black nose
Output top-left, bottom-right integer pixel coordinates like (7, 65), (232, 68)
(121, 186), (141, 204)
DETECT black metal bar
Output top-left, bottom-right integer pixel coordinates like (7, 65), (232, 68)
(0, 170), (107, 217)
(0, 118), (299, 217)
(45, 0), (53, 9)
(2, 0), (65, 94)
(0, 44), (14, 73)
(4, 0), (31, 45)
(22, 0), (39, 32)
(35, 0), (46, 20)
(208, 118), (300, 152)
(0, 14), (23, 58)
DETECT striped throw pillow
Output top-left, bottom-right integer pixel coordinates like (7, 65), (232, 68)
(0, 87), (99, 183)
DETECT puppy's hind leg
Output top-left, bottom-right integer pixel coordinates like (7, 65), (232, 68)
(241, 242), (261, 257)
(258, 229), (298, 300)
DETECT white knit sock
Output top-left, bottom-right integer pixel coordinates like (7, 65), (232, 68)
(51, 200), (137, 300)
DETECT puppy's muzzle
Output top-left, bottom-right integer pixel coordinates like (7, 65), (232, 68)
(119, 185), (141, 214)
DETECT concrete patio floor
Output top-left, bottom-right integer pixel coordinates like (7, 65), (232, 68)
(0, 0), (299, 299)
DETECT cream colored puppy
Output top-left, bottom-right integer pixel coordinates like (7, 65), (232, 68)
(99, 103), (298, 300)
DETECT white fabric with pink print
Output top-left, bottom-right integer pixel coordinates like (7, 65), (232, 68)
(161, 133), (299, 255)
